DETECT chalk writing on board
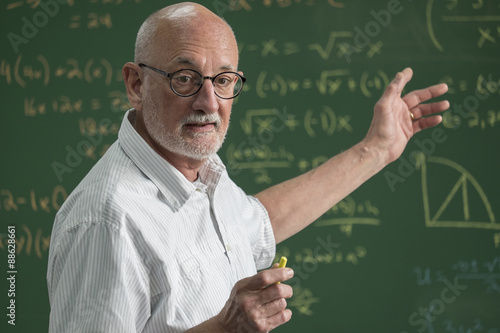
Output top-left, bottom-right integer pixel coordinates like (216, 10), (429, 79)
(0, 55), (120, 88)
(220, 0), (345, 12)
(287, 286), (320, 316)
(0, 225), (50, 259)
(427, 0), (500, 52)
(418, 154), (498, 231)
(315, 195), (381, 236)
(274, 242), (367, 316)
(0, 186), (68, 213)
(442, 108), (500, 130)
(240, 107), (299, 135)
(240, 106), (352, 137)
(240, 30), (381, 62)
(24, 96), (83, 116)
(5, 0), (142, 11)
(254, 69), (389, 98)
(442, 318), (500, 333)
(226, 143), (294, 182)
(23, 91), (131, 117)
(78, 116), (120, 137)
(476, 73), (500, 95)
(308, 31), (382, 61)
(293, 244), (367, 266)
(439, 76), (470, 95)
(304, 106), (353, 137)
(69, 13), (112, 29)
(413, 257), (500, 293)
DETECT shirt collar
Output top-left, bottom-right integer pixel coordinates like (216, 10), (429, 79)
(118, 109), (225, 211)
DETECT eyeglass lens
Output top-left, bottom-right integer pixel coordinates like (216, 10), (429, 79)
(171, 70), (243, 98)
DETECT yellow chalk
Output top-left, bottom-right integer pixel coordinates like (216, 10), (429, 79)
(277, 256), (287, 284)
(278, 256), (287, 268)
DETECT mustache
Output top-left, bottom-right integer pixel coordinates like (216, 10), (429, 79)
(181, 113), (222, 129)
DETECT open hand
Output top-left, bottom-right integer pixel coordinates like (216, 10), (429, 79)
(364, 68), (450, 163)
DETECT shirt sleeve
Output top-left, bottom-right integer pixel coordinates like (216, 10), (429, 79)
(241, 194), (277, 271)
(47, 221), (150, 333)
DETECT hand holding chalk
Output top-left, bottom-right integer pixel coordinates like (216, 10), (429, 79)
(276, 256), (287, 284)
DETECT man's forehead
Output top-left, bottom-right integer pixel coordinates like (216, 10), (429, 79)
(171, 56), (236, 71)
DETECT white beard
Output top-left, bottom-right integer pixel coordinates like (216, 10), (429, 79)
(142, 96), (227, 161)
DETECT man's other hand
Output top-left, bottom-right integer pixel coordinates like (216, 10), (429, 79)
(216, 265), (294, 332)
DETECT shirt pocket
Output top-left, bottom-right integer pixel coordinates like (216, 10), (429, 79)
(178, 256), (201, 280)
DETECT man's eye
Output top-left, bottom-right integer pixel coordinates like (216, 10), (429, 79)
(176, 76), (192, 84)
(215, 76), (231, 86)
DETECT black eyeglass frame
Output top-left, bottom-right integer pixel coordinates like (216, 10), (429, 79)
(138, 63), (246, 99)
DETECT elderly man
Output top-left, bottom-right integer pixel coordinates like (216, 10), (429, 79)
(47, 2), (449, 332)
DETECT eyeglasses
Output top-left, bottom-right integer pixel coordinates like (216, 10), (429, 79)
(138, 63), (246, 99)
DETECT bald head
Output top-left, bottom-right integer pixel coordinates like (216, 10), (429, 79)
(134, 2), (237, 65)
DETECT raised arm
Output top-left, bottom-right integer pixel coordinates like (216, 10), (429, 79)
(255, 68), (450, 244)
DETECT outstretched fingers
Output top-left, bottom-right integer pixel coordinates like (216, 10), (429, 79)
(408, 86), (449, 132)
(403, 83), (449, 117)
(411, 114), (443, 132)
(410, 99), (450, 119)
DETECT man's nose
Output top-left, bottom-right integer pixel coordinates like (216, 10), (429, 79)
(191, 78), (219, 113)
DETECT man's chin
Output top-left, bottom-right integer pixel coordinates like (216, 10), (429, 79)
(168, 138), (223, 161)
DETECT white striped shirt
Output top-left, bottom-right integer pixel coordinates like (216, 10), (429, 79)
(47, 109), (276, 332)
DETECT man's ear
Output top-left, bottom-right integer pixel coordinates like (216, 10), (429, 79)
(122, 62), (144, 110)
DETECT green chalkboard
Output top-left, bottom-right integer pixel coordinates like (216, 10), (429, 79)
(1, 0), (499, 332)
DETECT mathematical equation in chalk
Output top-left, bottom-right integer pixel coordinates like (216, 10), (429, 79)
(0, 186), (68, 213)
(277, 242), (367, 269)
(252, 69), (390, 99)
(226, 148), (351, 184)
(315, 195), (381, 236)
(6, 0), (145, 30)
(5, 0), (142, 11)
(224, 0), (346, 12)
(0, 224), (50, 259)
(23, 91), (131, 117)
(69, 13), (112, 29)
(286, 286), (320, 317)
(442, 108), (500, 130)
(440, 73), (500, 96)
(441, 318), (500, 333)
(239, 106), (352, 137)
(78, 116), (121, 137)
(413, 257), (500, 294)
(427, 0), (500, 51)
(239, 30), (382, 62)
(0, 55), (122, 88)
